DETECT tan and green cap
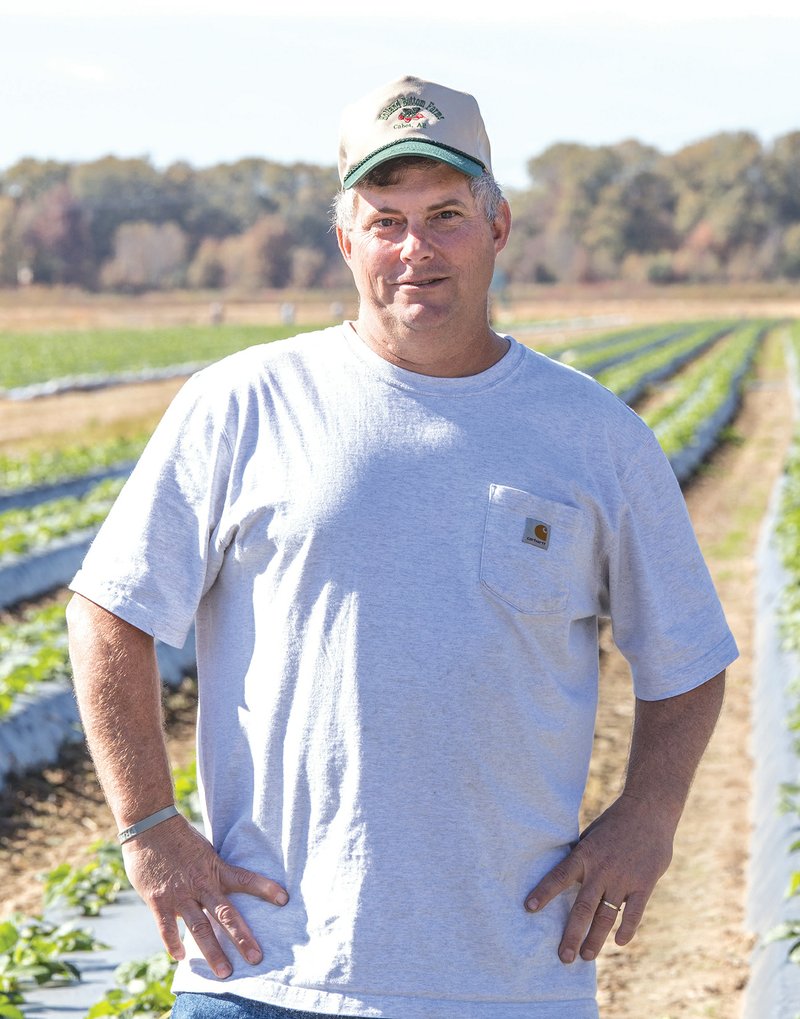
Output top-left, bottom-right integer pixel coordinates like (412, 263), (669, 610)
(338, 75), (492, 189)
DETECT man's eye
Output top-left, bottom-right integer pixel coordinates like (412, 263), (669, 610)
(436, 210), (459, 221)
(373, 218), (397, 229)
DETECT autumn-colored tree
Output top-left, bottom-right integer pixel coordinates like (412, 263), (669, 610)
(100, 221), (188, 292)
(215, 215), (293, 290)
(15, 183), (94, 286)
(3, 129), (800, 291)
(187, 237), (226, 289)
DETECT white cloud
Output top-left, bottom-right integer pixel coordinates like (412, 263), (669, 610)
(3, 0), (800, 18)
(48, 59), (110, 83)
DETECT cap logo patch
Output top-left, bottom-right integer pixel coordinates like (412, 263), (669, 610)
(399, 106), (425, 123)
(522, 518), (551, 550)
(378, 93), (445, 127)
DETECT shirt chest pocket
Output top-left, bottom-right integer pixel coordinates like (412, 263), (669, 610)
(480, 484), (585, 615)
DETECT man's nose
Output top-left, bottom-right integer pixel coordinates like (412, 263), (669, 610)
(399, 224), (434, 262)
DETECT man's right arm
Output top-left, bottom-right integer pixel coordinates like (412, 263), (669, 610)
(66, 593), (288, 979)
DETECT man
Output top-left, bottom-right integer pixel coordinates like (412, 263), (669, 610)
(67, 76), (737, 1018)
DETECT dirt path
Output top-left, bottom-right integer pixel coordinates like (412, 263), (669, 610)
(0, 329), (794, 1018)
(0, 377), (186, 453)
(583, 326), (793, 1017)
(0, 677), (198, 917)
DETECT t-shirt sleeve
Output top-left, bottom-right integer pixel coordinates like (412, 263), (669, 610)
(70, 373), (234, 648)
(606, 428), (738, 701)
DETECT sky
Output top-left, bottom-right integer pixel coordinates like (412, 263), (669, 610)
(2, 0), (799, 189)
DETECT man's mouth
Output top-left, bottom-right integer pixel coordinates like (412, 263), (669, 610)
(394, 276), (447, 288)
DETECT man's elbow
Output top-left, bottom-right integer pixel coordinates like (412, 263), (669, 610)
(66, 592), (107, 648)
(66, 593), (153, 658)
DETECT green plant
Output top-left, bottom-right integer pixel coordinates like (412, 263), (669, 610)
(645, 321), (767, 457)
(0, 600), (71, 718)
(552, 322), (688, 369)
(172, 759), (201, 822)
(0, 435), (148, 494)
(595, 320), (733, 399)
(766, 320), (800, 965)
(0, 323), (316, 392)
(0, 991), (24, 1019)
(765, 920), (800, 964)
(542, 321), (710, 361)
(0, 475), (125, 561)
(0, 914), (105, 994)
(86, 952), (176, 1018)
(42, 840), (131, 917)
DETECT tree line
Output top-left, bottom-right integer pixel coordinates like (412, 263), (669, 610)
(1, 129), (799, 292)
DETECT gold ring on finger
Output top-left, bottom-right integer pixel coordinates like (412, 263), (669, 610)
(601, 898), (622, 911)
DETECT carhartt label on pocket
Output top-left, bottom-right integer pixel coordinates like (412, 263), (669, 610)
(523, 518), (550, 550)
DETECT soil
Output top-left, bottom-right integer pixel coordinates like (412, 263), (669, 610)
(0, 318), (794, 1017)
(0, 678), (198, 918)
(584, 325), (794, 1017)
(0, 377), (186, 453)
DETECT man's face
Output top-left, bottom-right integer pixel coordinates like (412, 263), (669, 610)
(337, 162), (510, 342)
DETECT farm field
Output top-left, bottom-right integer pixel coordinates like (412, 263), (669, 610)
(1, 289), (799, 1018)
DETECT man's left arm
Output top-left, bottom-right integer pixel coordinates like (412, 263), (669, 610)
(524, 669), (725, 963)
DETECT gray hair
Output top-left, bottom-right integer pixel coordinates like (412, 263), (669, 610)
(331, 158), (505, 233)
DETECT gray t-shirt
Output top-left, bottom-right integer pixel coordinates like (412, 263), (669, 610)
(71, 325), (738, 1018)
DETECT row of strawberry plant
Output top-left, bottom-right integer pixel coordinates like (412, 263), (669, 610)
(0, 914), (108, 1019)
(0, 323), (314, 394)
(643, 320), (768, 481)
(0, 435), (147, 499)
(0, 477), (124, 563)
(546, 321), (681, 359)
(0, 321), (727, 567)
(759, 320), (800, 972)
(1, 760), (201, 1017)
(556, 322), (697, 374)
(0, 600), (69, 718)
(594, 320), (734, 405)
(0, 605), (197, 790)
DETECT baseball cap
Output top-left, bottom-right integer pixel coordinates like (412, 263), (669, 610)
(338, 75), (492, 189)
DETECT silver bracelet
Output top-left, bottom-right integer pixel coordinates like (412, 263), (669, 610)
(117, 804), (180, 845)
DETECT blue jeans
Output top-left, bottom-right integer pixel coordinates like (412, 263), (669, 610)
(171, 993), (348, 1018)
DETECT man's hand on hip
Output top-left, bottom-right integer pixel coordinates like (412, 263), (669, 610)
(525, 675), (724, 964)
(122, 813), (289, 979)
(523, 792), (674, 964)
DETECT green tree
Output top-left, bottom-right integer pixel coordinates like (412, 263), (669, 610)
(668, 132), (770, 257)
(0, 196), (20, 285)
(69, 157), (187, 267)
(779, 223), (800, 279)
(764, 132), (800, 223)
(2, 158), (71, 201)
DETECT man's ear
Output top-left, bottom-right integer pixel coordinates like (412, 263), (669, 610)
(492, 199), (512, 255)
(336, 225), (352, 265)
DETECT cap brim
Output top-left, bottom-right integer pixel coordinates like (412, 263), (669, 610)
(343, 140), (485, 189)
